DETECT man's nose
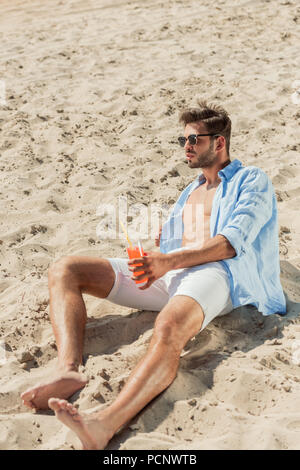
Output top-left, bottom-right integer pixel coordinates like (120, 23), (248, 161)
(184, 139), (193, 151)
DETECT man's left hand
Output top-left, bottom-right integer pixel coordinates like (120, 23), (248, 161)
(128, 251), (172, 290)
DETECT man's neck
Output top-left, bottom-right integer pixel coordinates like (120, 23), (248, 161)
(201, 158), (231, 185)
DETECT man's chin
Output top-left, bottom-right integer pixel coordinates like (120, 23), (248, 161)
(187, 157), (217, 169)
(187, 159), (200, 168)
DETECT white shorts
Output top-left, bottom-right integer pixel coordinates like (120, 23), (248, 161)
(105, 253), (233, 332)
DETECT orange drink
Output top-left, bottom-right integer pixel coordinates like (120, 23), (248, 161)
(127, 245), (148, 284)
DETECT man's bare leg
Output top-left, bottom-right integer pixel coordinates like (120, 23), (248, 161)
(48, 295), (204, 450)
(21, 256), (116, 410)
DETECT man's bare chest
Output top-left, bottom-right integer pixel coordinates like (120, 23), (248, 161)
(183, 184), (219, 218)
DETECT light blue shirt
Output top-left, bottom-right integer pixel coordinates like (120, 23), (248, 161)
(160, 159), (286, 316)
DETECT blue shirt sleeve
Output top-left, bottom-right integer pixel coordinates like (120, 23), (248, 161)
(218, 169), (273, 257)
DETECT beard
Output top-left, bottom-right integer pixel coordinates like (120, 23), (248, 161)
(187, 141), (218, 169)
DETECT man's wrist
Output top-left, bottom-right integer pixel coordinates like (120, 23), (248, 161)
(164, 248), (205, 270)
(165, 252), (187, 271)
(165, 253), (177, 271)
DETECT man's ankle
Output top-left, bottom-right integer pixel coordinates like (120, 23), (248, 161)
(58, 361), (81, 374)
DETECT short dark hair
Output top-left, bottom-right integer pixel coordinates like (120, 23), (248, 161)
(179, 100), (231, 155)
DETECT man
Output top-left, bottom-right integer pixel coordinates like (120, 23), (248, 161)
(21, 101), (286, 449)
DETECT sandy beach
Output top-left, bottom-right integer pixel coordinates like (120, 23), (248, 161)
(0, 0), (300, 450)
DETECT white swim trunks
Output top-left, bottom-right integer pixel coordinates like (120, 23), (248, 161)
(106, 249), (233, 332)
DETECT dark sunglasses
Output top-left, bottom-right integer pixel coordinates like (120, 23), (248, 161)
(178, 133), (218, 147)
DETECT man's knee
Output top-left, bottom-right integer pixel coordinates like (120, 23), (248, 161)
(153, 317), (184, 352)
(48, 256), (77, 285)
(153, 298), (204, 351)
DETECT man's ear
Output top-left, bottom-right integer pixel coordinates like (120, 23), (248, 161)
(215, 135), (225, 151)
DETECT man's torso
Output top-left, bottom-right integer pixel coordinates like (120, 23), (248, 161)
(181, 180), (220, 249)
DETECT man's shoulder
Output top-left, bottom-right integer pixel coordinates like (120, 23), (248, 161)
(233, 163), (270, 185)
(229, 163), (275, 201)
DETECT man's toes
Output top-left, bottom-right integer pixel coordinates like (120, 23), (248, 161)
(48, 397), (61, 411)
(21, 390), (32, 400)
(58, 399), (70, 411)
(49, 398), (80, 422)
(23, 387), (39, 400)
(23, 400), (35, 409)
(66, 403), (77, 415)
(22, 391), (36, 408)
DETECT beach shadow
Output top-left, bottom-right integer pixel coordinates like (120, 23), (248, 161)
(82, 308), (158, 359)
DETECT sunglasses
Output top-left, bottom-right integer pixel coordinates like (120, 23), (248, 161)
(178, 133), (218, 147)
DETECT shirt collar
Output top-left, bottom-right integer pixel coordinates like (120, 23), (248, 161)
(218, 159), (242, 181)
(196, 159), (242, 185)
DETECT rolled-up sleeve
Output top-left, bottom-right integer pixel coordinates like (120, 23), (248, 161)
(218, 169), (273, 257)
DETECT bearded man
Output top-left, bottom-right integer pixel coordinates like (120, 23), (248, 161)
(21, 101), (286, 449)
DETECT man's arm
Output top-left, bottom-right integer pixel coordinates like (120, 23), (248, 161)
(168, 168), (273, 271)
(129, 235), (235, 290)
(217, 168), (273, 258)
(131, 168), (273, 289)
(166, 234), (236, 270)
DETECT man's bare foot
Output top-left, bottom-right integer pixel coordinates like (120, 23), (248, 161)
(21, 370), (88, 410)
(48, 398), (114, 450)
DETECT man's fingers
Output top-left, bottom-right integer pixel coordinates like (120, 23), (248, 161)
(138, 284), (150, 290)
(128, 257), (144, 266)
(128, 266), (144, 272)
(132, 275), (148, 282)
(130, 268), (146, 278)
(138, 278), (154, 290)
(133, 272), (148, 281)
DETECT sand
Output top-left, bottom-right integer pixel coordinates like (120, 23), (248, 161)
(0, 0), (300, 450)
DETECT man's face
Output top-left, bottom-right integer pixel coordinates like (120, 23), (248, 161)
(184, 122), (217, 169)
